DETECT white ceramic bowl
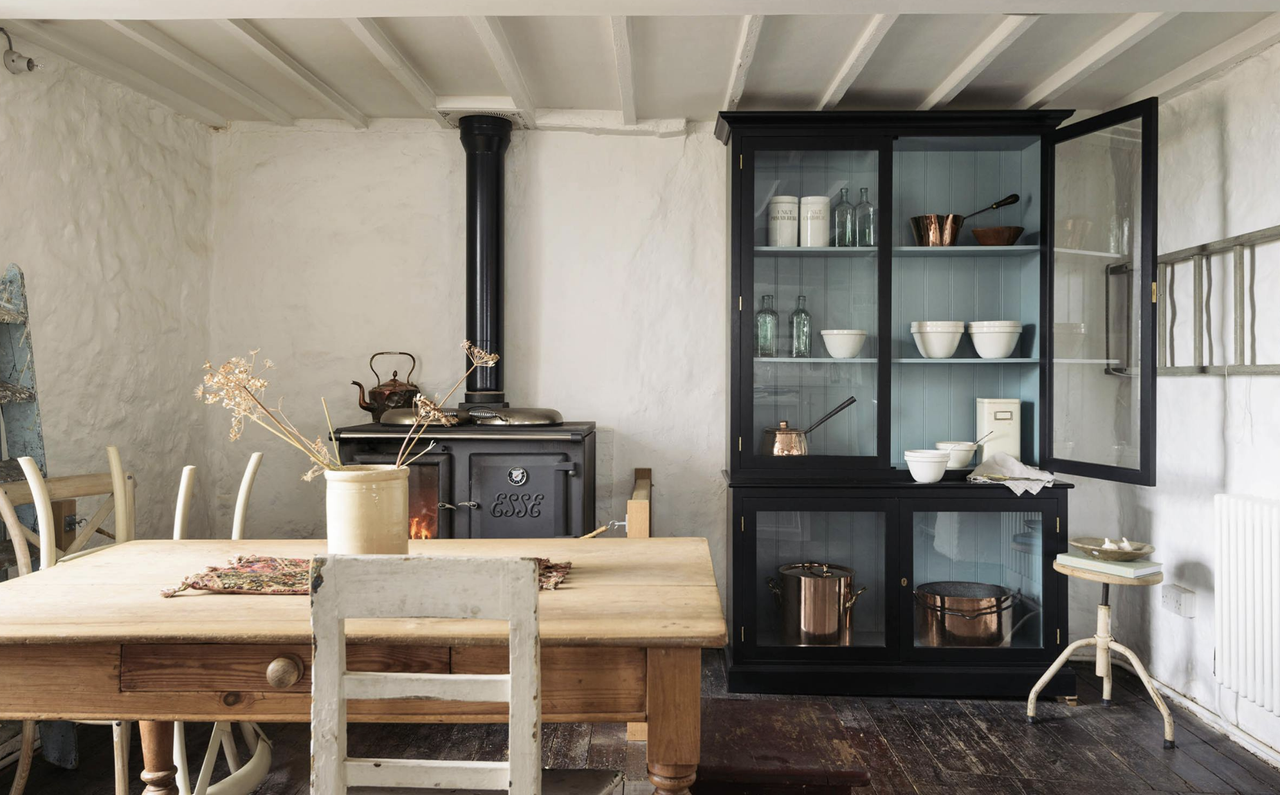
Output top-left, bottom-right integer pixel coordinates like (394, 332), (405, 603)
(820, 329), (867, 359)
(969, 324), (1023, 359)
(910, 321), (965, 330)
(903, 450), (948, 483)
(935, 441), (978, 469)
(911, 329), (962, 359)
(969, 319), (1023, 328)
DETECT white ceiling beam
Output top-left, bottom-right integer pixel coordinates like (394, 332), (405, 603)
(468, 16), (536, 129)
(535, 109), (686, 137)
(818, 13), (896, 110)
(1114, 12), (1280, 108)
(104, 19), (292, 125)
(1014, 12), (1176, 109)
(218, 19), (367, 129)
(609, 16), (636, 125)
(722, 14), (763, 112)
(3, 19), (225, 127)
(918, 14), (1036, 111)
(1, 2), (1273, 19)
(343, 18), (446, 126)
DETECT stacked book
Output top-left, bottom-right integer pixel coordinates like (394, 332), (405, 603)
(1056, 551), (1162, 579)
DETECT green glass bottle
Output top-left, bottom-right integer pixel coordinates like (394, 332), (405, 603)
(832, 188), (855, 247)
(755, 295), (778, 357)
(791, 295), (812, 358)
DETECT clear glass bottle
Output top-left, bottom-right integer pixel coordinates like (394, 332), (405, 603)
(832, 188), (855, 247)
(755, 295), (779, 358)
(854, 187), (877, 247)
(790, 295), (812, 358)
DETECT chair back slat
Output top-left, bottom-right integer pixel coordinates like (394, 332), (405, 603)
(310, 554), (542, 795)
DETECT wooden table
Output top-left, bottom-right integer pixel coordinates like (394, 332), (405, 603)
(0, 538), (727, 795)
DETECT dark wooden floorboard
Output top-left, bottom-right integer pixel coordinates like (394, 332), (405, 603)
(3, 659), (1279, 794)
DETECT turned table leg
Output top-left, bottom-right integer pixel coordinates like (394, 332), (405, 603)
(646, 648), (700, 795)
(139, 721), (179, 795)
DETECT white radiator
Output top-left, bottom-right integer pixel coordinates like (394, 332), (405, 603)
(1215, 493), (1280, 715)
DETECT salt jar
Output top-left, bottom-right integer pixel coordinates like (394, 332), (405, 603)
(767, 196), (799, 247)
(799, 195), (830, 248)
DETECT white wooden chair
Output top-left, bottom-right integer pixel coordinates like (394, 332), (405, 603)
(0, 447), (136, 795)
(169, 453), (273, 795)
(309, 554), (624, 795)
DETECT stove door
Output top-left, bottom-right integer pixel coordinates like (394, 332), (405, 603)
(467, 453), (571, 538)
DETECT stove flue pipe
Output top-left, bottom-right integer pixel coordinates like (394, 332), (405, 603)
(459, 115), (511, 406)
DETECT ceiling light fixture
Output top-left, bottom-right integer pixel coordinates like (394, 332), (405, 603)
(1, 28), (35, 75)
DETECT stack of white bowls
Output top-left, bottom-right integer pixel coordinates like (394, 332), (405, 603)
(910, 321), (964, 359)
(968, 321), (1023, 359)
(904, 449), (950, 483)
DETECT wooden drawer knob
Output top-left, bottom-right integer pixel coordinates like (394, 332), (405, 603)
(265, 654), (305, 689)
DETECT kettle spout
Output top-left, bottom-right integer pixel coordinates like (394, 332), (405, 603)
(351, 381), (373, 412)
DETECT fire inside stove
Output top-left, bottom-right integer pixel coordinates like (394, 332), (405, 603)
(409, 465), (439, 539)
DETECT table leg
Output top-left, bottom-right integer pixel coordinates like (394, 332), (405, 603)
(139, 721), (179, 795)
(646, 648), (700, 795)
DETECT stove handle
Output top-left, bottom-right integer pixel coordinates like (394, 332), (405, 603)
(555, 463), (577, 477)
(460, 501), (480, 509)
(438, 501), (480, 510)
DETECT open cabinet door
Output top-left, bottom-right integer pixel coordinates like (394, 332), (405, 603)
(1046, 99), (1157, 486)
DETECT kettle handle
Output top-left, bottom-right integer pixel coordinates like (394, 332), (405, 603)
(369, 351), (417, 383)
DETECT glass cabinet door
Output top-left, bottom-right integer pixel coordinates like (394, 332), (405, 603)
(742, 139), (889, 468)
(742, 497), (897, 661)
(903, 500), (1055, 660)
(1049, 99), (1157, 486)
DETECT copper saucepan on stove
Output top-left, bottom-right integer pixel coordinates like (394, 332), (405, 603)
(910, 193), (1020, 246)
(760, 395), (857, 456)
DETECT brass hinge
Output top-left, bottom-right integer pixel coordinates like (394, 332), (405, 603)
(738, 436), (743, 451)
(738, 295), (743, 311)
(1057, 628), (1061, 644)
(1056, 517), (1060, 534)
(739, 154), (743, 169)
(740, 516), (745, 533)
(1152, 281), (1158, 303)
(740, 626), (745, 642)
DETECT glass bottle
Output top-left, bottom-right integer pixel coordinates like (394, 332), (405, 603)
(790, 295), (812, 358)
(854, 187), (877, 247)
(832, 188), (855, 247)
(755, 295), (779, 358)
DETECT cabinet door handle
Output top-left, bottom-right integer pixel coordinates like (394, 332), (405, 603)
(460, 501), (479, 509)
(901, 578), (908, 587)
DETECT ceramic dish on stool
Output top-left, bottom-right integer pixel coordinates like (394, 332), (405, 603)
(1069, 536), (1155, 562)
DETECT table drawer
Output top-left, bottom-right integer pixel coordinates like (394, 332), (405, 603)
(120, 644), (450, 693)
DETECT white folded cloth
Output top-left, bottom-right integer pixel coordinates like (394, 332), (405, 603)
(967, 453), (1055, 496)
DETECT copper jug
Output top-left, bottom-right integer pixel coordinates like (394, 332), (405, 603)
(352, 352), (420, 423)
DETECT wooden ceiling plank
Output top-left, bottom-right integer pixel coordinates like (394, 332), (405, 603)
(1015, 12), (1176, 109)
(343, 18), (447, 126)
(918, 14), (1037, 111)
(609, 16), (636, 125)
(104, 20), (292, 125)
(3, 20), (226, 127)
(818, 13), (897, 111)
(722, 14), (762, 112)
(467, 16), (536, 129)
(217, 18), (367, 129)
(1114, 11), (1280, 107)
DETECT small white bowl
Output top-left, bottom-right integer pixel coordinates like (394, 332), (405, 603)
(904, 453), (948, 483)
(969, 328), (1022, 359)
(912, 330), (962, 359)
(820, 329), (867, 359)
(935, 441), (978, 469)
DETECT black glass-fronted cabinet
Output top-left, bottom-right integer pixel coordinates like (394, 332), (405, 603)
(717, 105), (1158, 697)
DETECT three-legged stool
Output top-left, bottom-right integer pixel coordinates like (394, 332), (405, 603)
(1027, 560), (1175, 749)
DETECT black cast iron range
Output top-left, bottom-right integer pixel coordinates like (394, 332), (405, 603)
(334, 114), (596, 539)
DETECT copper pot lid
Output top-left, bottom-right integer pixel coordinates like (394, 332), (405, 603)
(779, 562), (853, 580)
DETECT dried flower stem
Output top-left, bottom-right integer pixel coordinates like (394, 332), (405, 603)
(395, 363), (476, 468)
(321, 397), (341, 464)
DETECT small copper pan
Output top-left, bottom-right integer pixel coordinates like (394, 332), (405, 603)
(910, 193), (1020, 246)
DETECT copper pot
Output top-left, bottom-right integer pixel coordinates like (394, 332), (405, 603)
(914, 581), (1019, 647)
(909, 193), (1020, 246)
(760, 395), (857, 456)
(767, 563), (867, 646)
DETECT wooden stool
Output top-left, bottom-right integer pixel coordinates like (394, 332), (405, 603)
(1026, 561), (1175, 749)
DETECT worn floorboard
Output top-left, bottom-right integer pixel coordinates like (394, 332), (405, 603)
(2, 655), (1278, 795)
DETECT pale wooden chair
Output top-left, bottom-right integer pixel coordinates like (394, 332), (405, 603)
(0, 447), (136, 795)
(309, 554), (624, 795)
(169, 453), (273, 795)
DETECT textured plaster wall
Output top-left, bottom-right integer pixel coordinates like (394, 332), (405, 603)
(0, 44), (214, 543)
(1069, 43), (1280, 754)
(208, 122), (729, 590)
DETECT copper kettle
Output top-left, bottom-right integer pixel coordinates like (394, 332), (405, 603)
(760, 395), (857, 456)
(352, 352), (420, 423)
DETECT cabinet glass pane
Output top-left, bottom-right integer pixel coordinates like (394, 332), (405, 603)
(1053, 117), (1145, 470)
(756, 510), (885, 648)
(912, 511), (1043, 649)
(751, 150), (878, 458)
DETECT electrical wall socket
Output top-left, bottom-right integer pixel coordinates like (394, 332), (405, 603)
(1162, 583), (1196, 618)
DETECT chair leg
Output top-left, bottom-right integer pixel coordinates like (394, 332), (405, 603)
(1111, 641), (1176, 749)
(1027, 637), (1095, 722)
(6, 720), (36, 795)
(220, 724), (241, 773)
(111, 720), (132, 795)
(174, 720), (193, 795)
